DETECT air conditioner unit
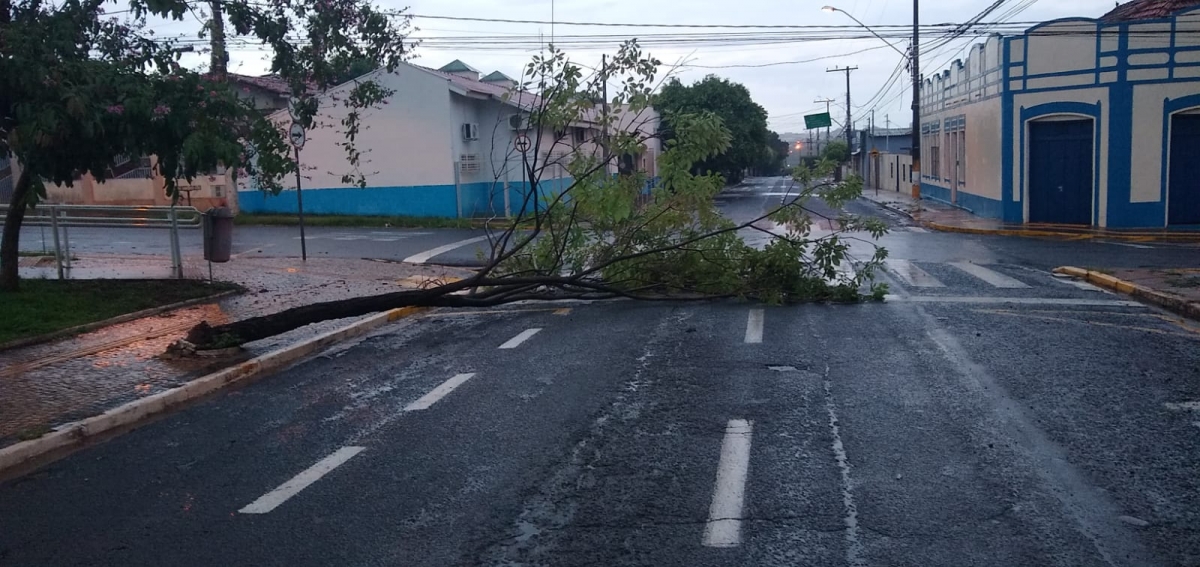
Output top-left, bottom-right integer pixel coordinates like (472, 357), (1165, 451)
(508, 114), (530, 131)
(461, 123), (479, 141)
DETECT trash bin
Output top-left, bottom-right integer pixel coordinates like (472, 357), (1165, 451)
(203, 207), (234, 263)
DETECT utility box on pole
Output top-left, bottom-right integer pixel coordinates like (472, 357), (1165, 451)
(203, 207), (234, 263)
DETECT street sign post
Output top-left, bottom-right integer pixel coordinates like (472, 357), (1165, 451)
(804, 112), (832, 130)
(289, 122), (306, 150)
(289, 122), (308, 261)
(514, 135), (531, 217)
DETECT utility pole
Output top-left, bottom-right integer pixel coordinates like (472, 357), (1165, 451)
(209, 0), (228, 80)
(827, 66), (857, 149)
(814, 97), (835, 156)
(911, 0), (921, 199)
(601, 54), (610, 171)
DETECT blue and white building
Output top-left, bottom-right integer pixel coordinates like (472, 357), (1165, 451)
(919, 0), (1200, 228)
(238, 60), (661, 218)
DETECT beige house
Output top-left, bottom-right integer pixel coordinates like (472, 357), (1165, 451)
(12, 73), (293, 212)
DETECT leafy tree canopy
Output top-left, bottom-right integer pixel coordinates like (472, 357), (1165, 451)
(0, 0), (411, 290)
(821, 140), (850, 163)
(653, 75), (769, 184)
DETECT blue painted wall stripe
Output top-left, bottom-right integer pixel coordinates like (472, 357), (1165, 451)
(238, 177), (574, 218)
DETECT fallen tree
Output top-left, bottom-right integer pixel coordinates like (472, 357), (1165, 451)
(186, 42), (890, 349)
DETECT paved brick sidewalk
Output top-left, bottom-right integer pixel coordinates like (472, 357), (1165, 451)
(859, 189), (1200, 240)
(0, 255), (472, 448)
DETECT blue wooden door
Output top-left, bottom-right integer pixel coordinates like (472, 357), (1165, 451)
(1028, 120), (1093, 225)
(1169, 114), (1200, 226)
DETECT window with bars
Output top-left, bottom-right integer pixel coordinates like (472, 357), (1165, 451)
(459, 154), (480, 175)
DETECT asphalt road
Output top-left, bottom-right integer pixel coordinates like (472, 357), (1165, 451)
(17, 223), (495, 266)
(4, 177), (1199, 565)
(18, 178), (1199, 270)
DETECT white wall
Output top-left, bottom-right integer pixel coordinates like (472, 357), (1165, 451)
(965, 97), (1003, 200)
(865, 152), (913, 193)
(1024, 21), (1097, 77)
(280, 64), (456, 191)
(615, 105), (662, 177)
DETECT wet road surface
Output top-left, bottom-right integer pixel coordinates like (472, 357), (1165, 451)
(3, 177), (1199, 566)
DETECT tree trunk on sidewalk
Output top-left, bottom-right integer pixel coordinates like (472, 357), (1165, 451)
(0, 169), (34, 292)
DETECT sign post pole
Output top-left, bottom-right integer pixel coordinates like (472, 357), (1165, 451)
(289, 122), (308, 262)
(514, 134), (532, 219)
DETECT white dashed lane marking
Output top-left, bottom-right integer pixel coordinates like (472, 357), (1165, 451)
(405, 373), (478, 411)
(702, 419), (753, 548)
(499, 328), (542, 349)
(239, 446), (366, 514)
(744, 309), (764, 344)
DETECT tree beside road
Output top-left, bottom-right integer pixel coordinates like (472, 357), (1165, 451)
(184, 43), (890, 349)
(654, 75), (773, 184)
(0, 0), (411, 291)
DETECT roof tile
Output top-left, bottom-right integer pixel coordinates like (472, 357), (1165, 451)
(1100, 0), (1200, 22)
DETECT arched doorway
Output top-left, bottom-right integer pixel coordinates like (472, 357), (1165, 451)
(1168, 111), (1200, 226)
(1028, 118), (1094, 225)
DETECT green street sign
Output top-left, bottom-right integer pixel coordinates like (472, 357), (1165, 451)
(804, 112), (832, 130)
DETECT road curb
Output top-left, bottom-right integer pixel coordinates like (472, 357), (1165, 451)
(924, 221), (1200, 242)
(0, 305), (427, 478)
(1053, 266), (1200, 320)
(0, 288), (242, 353)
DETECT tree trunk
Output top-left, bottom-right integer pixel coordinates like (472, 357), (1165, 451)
(186, 280), (489, 347)
(0, 169), (33, 292)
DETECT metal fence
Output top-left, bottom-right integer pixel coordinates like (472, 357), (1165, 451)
(0, 204), (202, 279)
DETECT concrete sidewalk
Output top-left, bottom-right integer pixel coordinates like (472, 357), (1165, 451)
(0, 255), (472, 449)
(1055, 266), (1200, 321)
(859, 189), (1200, 241)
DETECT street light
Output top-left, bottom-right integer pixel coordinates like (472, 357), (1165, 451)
(822, 3), (920, 199)
(821, 6), (907, 58)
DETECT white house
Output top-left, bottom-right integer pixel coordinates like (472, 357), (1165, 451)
(238, 60), (661, 218)
(919, 0), (1200, 228)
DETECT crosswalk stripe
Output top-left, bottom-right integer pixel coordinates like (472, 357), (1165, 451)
(884, 259), (945, 288)
(949, 262), (1030, 289)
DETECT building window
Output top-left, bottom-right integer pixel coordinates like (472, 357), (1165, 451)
(944, 132), (951, 180)
(573, 127), (587, 145)
(459, 154), (480, 175)
(930, 140), (941, 181)
(959, 127), (966, 184)
(212, 185), (225, 197)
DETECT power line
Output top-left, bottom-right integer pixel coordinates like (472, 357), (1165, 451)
(682, 44), (888, 69)
(403, 12), (1046, 31)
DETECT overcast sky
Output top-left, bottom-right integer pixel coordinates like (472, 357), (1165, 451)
(162, 0), (1122, 137)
